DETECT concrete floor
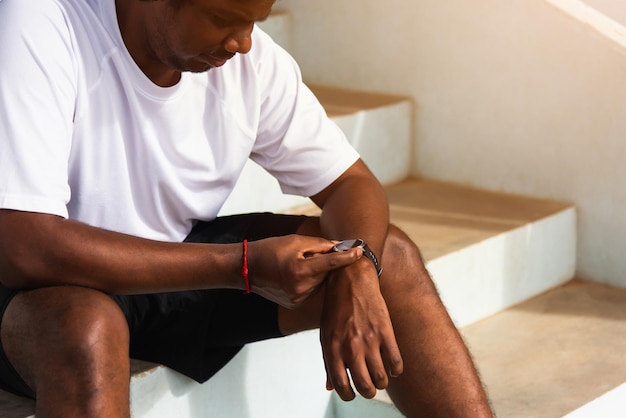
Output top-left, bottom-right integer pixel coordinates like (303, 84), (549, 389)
(462, 280), (626, 418)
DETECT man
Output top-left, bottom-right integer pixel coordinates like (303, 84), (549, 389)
(0, 0), (493, 416)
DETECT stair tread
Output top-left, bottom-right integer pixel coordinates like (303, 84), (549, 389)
(385, 178), (572, 261)
(308, 84), (410, 118)
(462, 280), (626, 418)
(0, 393), (33, 418)
(291, 178), (573, 262)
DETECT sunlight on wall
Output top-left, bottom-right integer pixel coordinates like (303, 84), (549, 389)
(581, 0), (626, 27)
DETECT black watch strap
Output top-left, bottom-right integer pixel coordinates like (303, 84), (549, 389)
(360, 241), (383, 278)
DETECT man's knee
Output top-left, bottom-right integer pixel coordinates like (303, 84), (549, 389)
(12, 286), (127, 344)
(2, 286), (129, 391)
(381, 225), (438, 296)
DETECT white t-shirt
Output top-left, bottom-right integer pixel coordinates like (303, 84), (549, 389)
(0, 0), (359, 242)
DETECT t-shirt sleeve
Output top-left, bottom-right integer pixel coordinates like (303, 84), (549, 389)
(0, 0), (76, 218)
(249, 29), (360, 198)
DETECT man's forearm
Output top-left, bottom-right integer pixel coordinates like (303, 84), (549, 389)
(312, 160), (405, 401)
(0, 209), (362, 306)
(0, 210), (242, 294)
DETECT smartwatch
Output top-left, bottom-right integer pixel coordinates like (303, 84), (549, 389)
(332, 239), (383, 277)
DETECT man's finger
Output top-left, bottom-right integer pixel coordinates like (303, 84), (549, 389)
(325, 344), (356, 401)
(306, 248), (362, 275)
(348, 358), (377, 399)
(322, 354), (334, 391)
(329, 366), (355, 401)
(299, 239), (340, 257)
(366, 351), (389, 390)
(381, 332), (404, 378)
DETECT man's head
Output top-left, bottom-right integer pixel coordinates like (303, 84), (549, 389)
(120, 0), (275, 82)
(140, 0), (189, 9)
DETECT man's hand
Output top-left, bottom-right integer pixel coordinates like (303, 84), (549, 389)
(320, 259), (404, 400)
(246, 235), (362, 309)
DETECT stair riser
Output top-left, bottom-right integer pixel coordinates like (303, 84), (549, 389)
(430, 208), (577, 328)
(331, 102), (412, 186)
(129, 331), (333, 418)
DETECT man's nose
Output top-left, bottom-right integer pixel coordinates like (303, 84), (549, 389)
(224, 25), (253, 55)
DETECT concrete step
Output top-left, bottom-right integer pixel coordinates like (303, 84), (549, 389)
(462, 280), (626, 418)
(386, 179), (576, 328)
(309, 85), (413, 187)
(564, 382), (626, 418)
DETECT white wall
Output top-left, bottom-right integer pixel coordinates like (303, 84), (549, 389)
(281, 0), (626, 287)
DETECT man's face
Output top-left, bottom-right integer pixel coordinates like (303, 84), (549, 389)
(144, 0), (275, 73)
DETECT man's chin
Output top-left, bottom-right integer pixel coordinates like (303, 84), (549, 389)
(186, 65), (213, 73)
(168, 58), (214, 74)
(168, 54), (232, 74)
(180, 60), (214, 73)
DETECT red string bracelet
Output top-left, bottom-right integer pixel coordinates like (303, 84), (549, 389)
(242, 239), (250, 294)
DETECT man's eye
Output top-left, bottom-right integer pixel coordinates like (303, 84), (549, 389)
(209, 13), (230, 27)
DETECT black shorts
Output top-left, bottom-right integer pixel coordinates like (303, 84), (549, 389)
(0, 213), (309, 399)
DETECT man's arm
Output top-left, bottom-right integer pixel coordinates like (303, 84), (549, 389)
(0, 210), (360, 307)
(310, 158), (404, 400)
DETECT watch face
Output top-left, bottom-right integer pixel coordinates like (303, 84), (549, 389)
(333, 239), (363, 252)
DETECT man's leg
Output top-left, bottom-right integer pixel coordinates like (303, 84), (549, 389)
(281, 221), (493, 418)
(1, 286), (131, 418)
